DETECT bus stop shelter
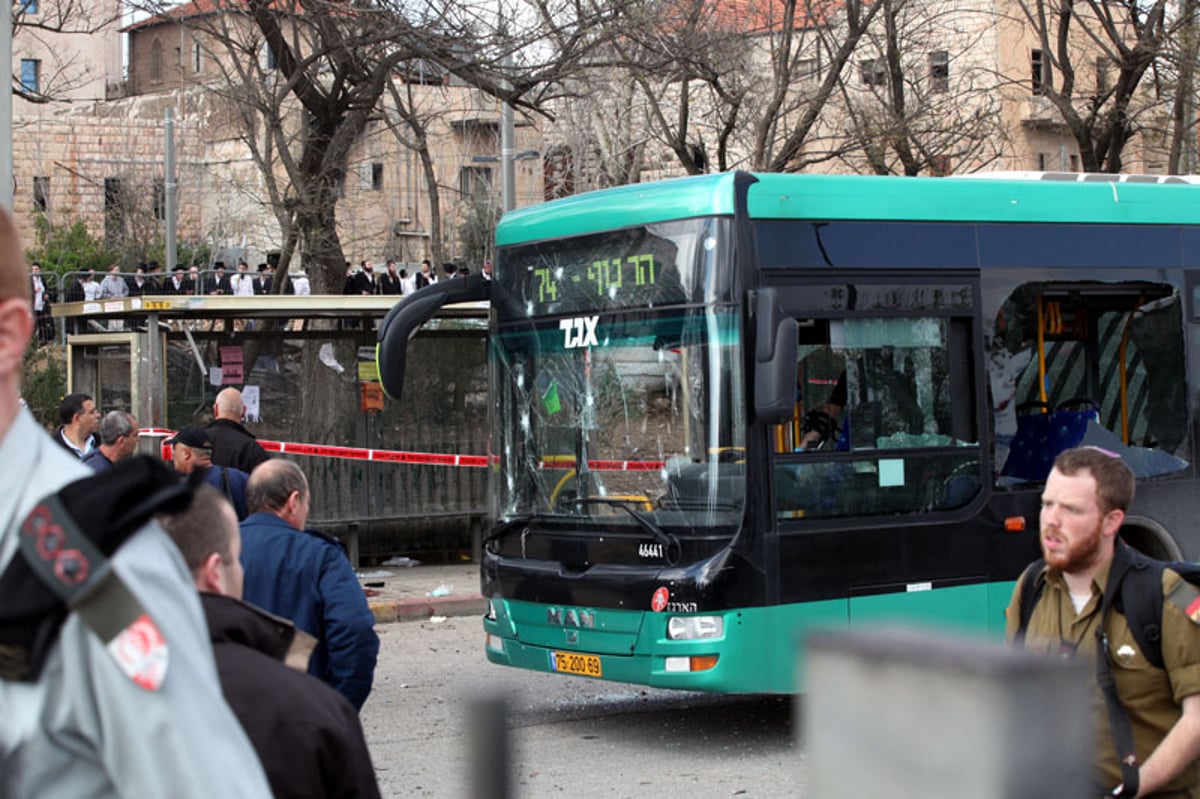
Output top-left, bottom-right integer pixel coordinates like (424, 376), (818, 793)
(51, 294), (490, 564)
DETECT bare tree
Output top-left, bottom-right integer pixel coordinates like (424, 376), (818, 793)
(834, 0), (1009, 175)
(1142, 0), (1200, 173)
(1012, 0), (1171, 172)
(132, 0), (627, 293)
(557, 0), (885, 181)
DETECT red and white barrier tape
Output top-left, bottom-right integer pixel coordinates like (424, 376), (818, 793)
(141, 428), (664, 471)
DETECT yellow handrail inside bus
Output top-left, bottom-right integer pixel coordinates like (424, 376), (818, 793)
(1118, 297), (1143, 444)
(1036, 296), (1048, 405)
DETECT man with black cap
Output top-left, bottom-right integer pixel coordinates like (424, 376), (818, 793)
(164, 264), (188, 295)
(253, 264), (272, 295)
(205, 262), (231, 295)
(168, 426), (250, 520)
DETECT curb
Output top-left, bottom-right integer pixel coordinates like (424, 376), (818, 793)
(370, 594), (487, 624)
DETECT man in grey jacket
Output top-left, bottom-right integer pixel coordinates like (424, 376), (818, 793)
(0, 207), (272, 797)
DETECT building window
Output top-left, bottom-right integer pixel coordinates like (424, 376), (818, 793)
(860, 57), (887, 87)
(1031, 49), (1045, 96)
(1069, 154), (1079, 171)
(193, 39), (203, 73)
(150, 40), (163, 83)
(332, 166), (345, 198)
(1036, 153), (1048, 171)
(104, 178), (125, 245)
(19, 59), (39, 94)
(358, 162), (384, 191)
(153, 178), (166, 222)
(32, 176), (49, 212)
(797, 58), (819, 83)
(20, 0), (38, 14)
(262, 44), (277, 70)
(459, 166), (493, 202)
(929, 51), (949, 93)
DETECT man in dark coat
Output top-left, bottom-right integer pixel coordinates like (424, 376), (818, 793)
(378, 260), (402, 294)
(205, 262), (232, 295)
(205, 387), (269, 474)
(352, 261), (379, 295)
(240, 460), (379, 711)
(82, 411), (139, 473)
(54, 392), (99, 458)
(158, 484), (381, 798)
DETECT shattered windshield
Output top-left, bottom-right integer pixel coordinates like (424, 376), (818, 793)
(490, 308), (745, 533)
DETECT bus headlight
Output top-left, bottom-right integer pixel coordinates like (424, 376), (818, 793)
(667, 616), (723, 640)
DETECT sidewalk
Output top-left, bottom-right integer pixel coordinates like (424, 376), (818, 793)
(358, 559), (486, 624)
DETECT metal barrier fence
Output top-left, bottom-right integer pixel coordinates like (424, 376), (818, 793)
(31, 267), (429, 348)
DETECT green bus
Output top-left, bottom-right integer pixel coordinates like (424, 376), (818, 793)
(378, 171), (1197, 693)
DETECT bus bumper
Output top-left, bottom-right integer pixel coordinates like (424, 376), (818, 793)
(482, 597), (787, 692)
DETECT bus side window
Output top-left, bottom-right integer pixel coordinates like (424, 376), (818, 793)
(989, 284), (1190, 485)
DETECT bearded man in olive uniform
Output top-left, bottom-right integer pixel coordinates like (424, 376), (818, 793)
(1007, 447), (1200, 797)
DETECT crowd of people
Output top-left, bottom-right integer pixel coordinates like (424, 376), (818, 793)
(342, 256), (491, 296)
(29, 255), (492, 342)
(2, 205), (384, 797)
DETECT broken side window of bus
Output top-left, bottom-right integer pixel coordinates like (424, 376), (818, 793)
(989, 283), (1189, 484)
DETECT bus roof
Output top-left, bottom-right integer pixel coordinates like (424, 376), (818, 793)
(496, 171), (1200, 246)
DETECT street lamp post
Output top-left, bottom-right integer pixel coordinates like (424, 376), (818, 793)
(472, 149), (539, 214)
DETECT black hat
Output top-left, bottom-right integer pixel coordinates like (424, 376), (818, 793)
(172, 264), (185, 272)
(257, 263), (268, 272)
(165, 426), (213, 449)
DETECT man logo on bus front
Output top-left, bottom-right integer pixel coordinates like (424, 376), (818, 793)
(651, 587), (669, 612)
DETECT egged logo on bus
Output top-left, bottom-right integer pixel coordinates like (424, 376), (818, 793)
(559, 316), (598, 349)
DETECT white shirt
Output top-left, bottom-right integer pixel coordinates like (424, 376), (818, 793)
(230, 273), (255, 296)
(31, 276), (45, 312)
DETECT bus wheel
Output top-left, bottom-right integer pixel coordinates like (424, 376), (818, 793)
(1120, 516), (1183, 561)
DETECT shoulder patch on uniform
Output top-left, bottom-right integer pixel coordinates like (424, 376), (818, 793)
(1165, 571), (1200, 625)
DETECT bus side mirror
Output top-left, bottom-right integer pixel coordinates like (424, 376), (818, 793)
(753, 287), (797, 425)
(377, 273), (490, 400)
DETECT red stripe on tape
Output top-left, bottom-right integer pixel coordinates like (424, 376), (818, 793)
(143, 430), (663, 471)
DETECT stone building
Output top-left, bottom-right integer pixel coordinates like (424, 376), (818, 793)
(11, 0), (542, 274)
(8, 0), (1182, 270)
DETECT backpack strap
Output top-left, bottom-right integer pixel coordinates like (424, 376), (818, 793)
(1014, 558), (1047, 643)
(1113, 545), (1166, 669)
(1097, 543), (1141, 796)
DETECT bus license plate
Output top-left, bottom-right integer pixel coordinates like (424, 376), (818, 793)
(551, 650), (602, 677)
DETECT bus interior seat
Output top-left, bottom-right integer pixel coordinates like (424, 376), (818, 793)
(1000, 398), (1098, 482)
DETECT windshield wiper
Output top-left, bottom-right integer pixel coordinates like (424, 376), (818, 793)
(485, 514), (538, 546)
(571, 497), (680, 564)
